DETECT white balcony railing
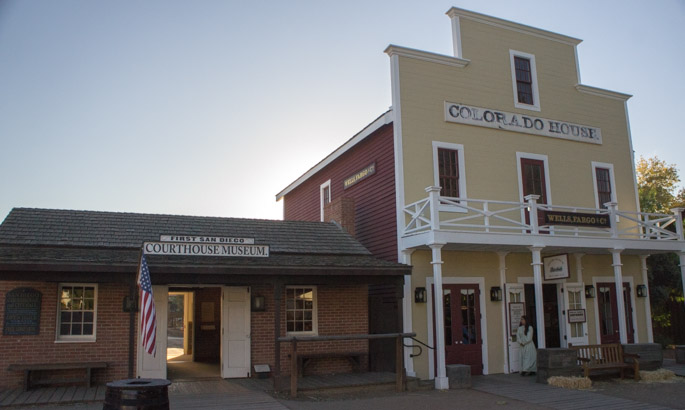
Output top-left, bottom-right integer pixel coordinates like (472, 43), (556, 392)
(403, 186), (685, 242)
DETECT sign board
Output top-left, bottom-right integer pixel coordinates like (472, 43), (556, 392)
(3, 288), (42, 335)
(444, 102), (602, 145)
(509, 302), (525, 336)
(344, 163), (376, 189)
(543, 254), (570, 281)
(541, 211), (610, 228)
(160, 235), (254, 244)
(144, 242), (269, 258)
(568, 309), (587, 324)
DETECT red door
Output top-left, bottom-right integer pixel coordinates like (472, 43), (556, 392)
(597, 282), (634, 344)
(434, 284), (483, 375)
(521, 158), (548, 230)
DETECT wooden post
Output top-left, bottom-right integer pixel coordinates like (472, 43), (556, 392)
(290, 339), (298, 398)
(395, 335), (405, 392)
(273, 281), (283, 391)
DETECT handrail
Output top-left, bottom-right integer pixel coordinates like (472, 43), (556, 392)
(403, 189), (684, 242)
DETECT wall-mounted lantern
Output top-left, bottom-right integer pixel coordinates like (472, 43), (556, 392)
(414, 287), (427, 303)
(251, 295), (266, 312)
(490, 286), (502, 302)
(636, 285), (648, 298)
(585, 285), (596, 299)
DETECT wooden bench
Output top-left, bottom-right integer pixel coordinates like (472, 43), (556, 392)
(570, 344), (639, 380)
(7, 362), (108, 391)
(297, 352), (367, 376)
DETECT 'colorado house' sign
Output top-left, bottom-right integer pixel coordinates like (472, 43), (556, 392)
(444, 102), (602, 144)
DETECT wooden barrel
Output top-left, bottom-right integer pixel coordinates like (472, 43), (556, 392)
(103, 379), (171, 410)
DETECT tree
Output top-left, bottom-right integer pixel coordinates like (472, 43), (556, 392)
(636, 156), (685, 345)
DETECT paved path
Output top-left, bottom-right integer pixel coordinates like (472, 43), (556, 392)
(472, 374), (673, 410)
(663, 358), (685, 376)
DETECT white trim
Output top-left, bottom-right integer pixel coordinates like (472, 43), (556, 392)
(640, 255), (654, 343)
(574, 45), (582, 85)
(591, 162), (618, 209)
(390, 53), (408, 256)
(624, 101), (641, 214)
(445, 7), (582, 46)
(510, 50), (541, 112)
(285, 286), (319, 336)
(516, 152), (552, 221)
(432, 141), (467, 213)
(55, 283), (98, 343)
(575, 84), (632, 101)
(592, 276), (637, 344)
(319, 180), (331, 222)
(275, 111), (392, 200)
(426, 276), (488, 378)
(401, 250), (415, 377)
(450, 15), (463, 58)
(384, 45), (470, 68)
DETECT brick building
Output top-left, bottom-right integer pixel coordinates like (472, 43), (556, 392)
(0, 208), (409, 389)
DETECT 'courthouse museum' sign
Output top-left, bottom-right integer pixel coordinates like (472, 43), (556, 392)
(144, 241), (269, 257)
(3, 288), (42, 335)
(444, 102), (602, 144)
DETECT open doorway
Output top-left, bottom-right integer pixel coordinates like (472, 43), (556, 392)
(166, 288), (221, 380)
(524, 283), (562, 348)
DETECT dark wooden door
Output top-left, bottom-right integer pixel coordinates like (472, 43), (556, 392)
(194, 288), (221, 363)
(521, 158), (548, 230)
(597, 282), (634, 344)
(435, 284), (483, 375)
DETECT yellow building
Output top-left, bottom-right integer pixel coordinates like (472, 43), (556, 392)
(279, 7), (685, 389)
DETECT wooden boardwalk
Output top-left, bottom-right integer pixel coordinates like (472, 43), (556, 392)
(0, 384), (107, 407)
(472, 374), (673, 410)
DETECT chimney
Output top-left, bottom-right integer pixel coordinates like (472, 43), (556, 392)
(323, 197), (355, 236)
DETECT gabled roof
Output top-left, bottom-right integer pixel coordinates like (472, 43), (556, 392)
(275, 110), (393, 200)
(0, 208), (369, 255)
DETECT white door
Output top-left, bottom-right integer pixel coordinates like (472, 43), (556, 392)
(563, 283), (589, 346)
(137, 285), (168, 378)
(221, 287), (251, 378)
(506, 283), (525, 373)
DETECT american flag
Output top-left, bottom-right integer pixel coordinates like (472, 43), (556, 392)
(138, 254), (157, 356)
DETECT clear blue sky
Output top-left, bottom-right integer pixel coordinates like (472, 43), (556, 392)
(1, 0), (683, 221)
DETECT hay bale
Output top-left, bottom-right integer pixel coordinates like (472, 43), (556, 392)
(547, 376), (592, 389)
(639, 368), (676, 382)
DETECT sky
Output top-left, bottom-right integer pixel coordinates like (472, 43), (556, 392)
(1, 0), (683, 222)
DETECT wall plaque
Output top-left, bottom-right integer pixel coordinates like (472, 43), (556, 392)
(509, 302), (525, 336)
(3, 288), (42, 335)
(568, 309), (587, 323)
(541, 210), (610, 228)
(543, 254), (570, 281)
(343, 163), (376, 189)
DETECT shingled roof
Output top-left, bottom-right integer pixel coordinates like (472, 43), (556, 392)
(0, 208), (369, 254)
(0, 208), (409, 276)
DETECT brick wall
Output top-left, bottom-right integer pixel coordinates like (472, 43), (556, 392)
(0, 281), (132, 389)
(251, 283), (369, 376)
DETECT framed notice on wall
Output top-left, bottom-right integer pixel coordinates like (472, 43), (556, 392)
(543, 254), (570, 281)
(509, 302), (525, 336)
(568, 309), (587, 323)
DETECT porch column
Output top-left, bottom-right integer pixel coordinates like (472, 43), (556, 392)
(401, 249), (415, 377)
(639, 255), (654, 343)
(497, 252), (509, 373)
(679, 252), (685, 309)
(574, 253), (585, 283)
(611, 249), (628, 344)
(430, 243), (449, 390)
(530, 246), (546, 348)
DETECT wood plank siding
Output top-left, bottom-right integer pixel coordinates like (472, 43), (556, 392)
(283, 124), (397, 262)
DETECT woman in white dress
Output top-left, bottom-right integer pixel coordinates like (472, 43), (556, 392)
(517, 315), (537, 376)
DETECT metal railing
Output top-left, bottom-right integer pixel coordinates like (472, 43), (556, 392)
(403, 186), (685, 241)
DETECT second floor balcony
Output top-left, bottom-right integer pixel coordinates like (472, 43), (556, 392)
(401, 186), (685, 254)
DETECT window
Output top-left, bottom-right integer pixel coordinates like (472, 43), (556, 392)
(432, 142), (467, 211)
(509, 50), (540, 111)
(514, 57), (533, 105)
(591, 162), (617, 209)
(57, 284), (97, 341)
(319, 180), (331, 222)
(286, 286), (317, 334)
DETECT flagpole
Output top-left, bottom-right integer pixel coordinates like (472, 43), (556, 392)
(129, 245), (145, 378)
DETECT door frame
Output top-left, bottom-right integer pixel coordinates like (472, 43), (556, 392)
(426, 276), (488, 378)
(516, 152), (552, 232)
(137, 285), (169, 379)
(592, 277), (638, 344)
(518, 277), (566, 347)
(563, 282), (589, 346)
(505, 283), (525, 373)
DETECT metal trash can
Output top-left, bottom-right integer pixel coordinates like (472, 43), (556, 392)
(103, 379), (171, 410)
